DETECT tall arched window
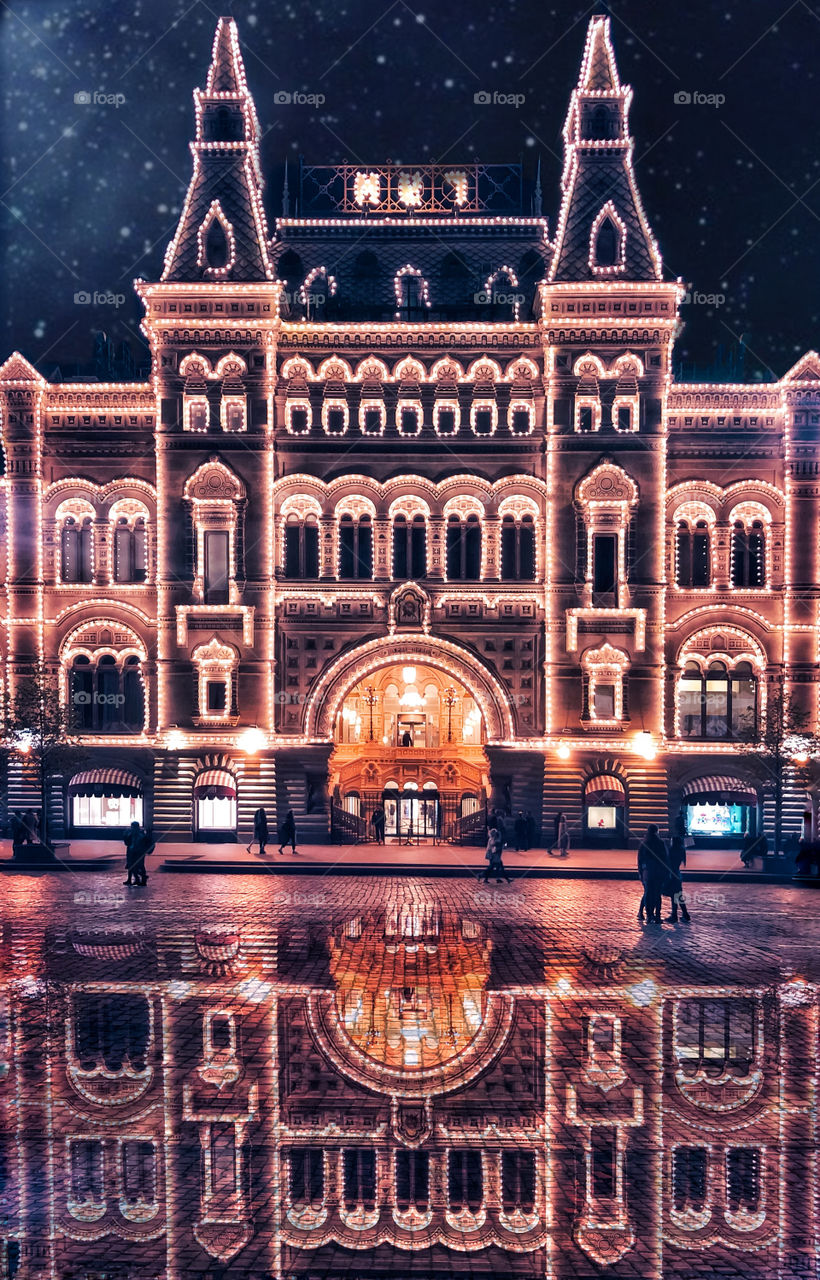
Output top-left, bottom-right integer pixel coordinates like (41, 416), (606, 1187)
(676, 519), (711, 588)
(284, 515), (319, 579)
(446, 514), (481, 580)
(593, 217), (619, 267)
(69, 652), (145, 732)
(114, 517), (147, 583)
(501, 514), (536, 580)
(678, 660), (757, 739)
(339, 514), (373, 579)
(732, 519), (766, 587)
(61, 516), (93, 584)
(392, 515), (427, 580)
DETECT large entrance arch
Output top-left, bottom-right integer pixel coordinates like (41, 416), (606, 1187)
(308, 636), (515, 842)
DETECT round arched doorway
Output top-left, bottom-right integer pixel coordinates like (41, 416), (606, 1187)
(331, 659), (490, 843)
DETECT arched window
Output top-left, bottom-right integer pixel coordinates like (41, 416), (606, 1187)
(501, 514), (536, 581)
(392, 515), (427, 580)
(284, 515), (319, 580)
(69, 652), (145, 733)
(203, 217), (229, 270)
(446, 514), (481, 581)
(62, 516), (93, 584)
(114, 517), (147, 584)
(339, 513), (373, 579)
(588, 104), (614, 140)
(678, 660), (757, 739)
(593, 217), (619, 267)
(676, 519), (711, 588)
(732, 519), (766, 587)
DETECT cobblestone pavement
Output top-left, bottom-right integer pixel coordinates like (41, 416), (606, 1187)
(2, 875), (818, 1279)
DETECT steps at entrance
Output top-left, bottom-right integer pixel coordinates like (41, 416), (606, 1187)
(275, 760), (329, 843)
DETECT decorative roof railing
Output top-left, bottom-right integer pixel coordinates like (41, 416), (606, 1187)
(299, 162), (524, 215)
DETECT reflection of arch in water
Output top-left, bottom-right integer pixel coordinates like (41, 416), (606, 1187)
(308, 911), (513, 1094)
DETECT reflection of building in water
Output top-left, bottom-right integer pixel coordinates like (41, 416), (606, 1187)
(0, 912), (816, 1278)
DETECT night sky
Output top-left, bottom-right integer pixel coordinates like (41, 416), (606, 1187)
(1, 0), (819, 381)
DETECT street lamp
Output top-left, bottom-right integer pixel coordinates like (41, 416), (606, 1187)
(362, 685), (378, 742)
(238, 726), (266, 754)
(442, 687), (458, 743)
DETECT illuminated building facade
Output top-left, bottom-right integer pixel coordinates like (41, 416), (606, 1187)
(1, 14), (819, 845)
(0, 905), (817, 1278)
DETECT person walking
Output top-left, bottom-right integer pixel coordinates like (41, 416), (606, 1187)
(548, 811), (563, 855)
(480, 823), (511, 885)
(666, 820), (691, 922)
(514, 811), (529, 852)
(557, 812), (570, 858)
(248, 807), (269, 856)
(637, 824), (668, 924)
(278, 809), (298, 856)
(10, 811), (25, 858)
(132, 826), (154, 886)
(370, 805), (386, 845)
(22, 809), (37, 845)
(123, 821), (142, 886)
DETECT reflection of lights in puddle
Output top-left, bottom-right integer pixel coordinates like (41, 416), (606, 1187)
(237, 978), (273, 1004)
(629, 979), (657, 1007)
(555, 978), (572, 997)
(404, 1049), (420, 1065)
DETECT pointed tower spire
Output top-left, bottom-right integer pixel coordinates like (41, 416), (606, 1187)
(548, 15), (661, 283)
(161, 17), (274, 282)
(533, 156), (542, 216)
(282, 158), (290, 217)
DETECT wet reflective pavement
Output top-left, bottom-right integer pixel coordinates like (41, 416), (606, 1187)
(1, 873), (818, 1279)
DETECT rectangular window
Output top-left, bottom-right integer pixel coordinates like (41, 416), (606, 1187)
(592, 534), (617, 595)
(448, 1150), (483, 1210)
(593, 682), (616, 718)
(591, 1129), (617, 1200)
(363, 407), (383, 434)
(511, 407), (531, 434)
(501, 1150), (535, 1212)
(290, 1148), (324, 1207)
(343, 1148), (376, 1208)
(673, 1146), (707, 1213)
(578, 404), (594, 432)
(395, 1150), (428, 1210)
(436, 407), (457, 434)
(726, 1148), (761, 1213)
(204, 530), (230, 604)
(616, 404), (633, 431)
(210, 1124), (236, 1197)
(207, 681), (227, 713)
(289, 405), (309, 433)
(326, 406), (346, 434)
(399, 406), (420, 435)
(122, 1140), (155, 1204)
(71, 1139), (103, 1202)
(473, 407), (493, 434)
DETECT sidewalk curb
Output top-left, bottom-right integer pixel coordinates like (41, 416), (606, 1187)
(158, 859), (802, 884)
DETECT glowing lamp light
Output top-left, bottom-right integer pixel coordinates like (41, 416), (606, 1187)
(555, 977), (572, 997)
(633, 731), (656, 760)
(165, 729), (186, 753)
(400, 686), (423, 709)
(238, 726), (267, 754)
(15, 731), (33, 755)
(401, 666), (417, 685)
(556, 743), (571, 760)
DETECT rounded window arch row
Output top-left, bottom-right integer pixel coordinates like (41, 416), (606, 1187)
(59, 617), (149, 735)
(674, 626), (768, 742)
(273, 474), (546, 585)
(668, 480), (784, 591)
(279, 352), (542, 438)
(45, 478), (157, 587)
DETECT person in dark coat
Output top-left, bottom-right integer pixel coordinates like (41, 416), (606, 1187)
(556, 813), (570, 857)
(401, 730), (413, 746)
(370, 805), (386, 844)
(132, 827), (154, 886)
(514, 811), (529, 852)
(666, 826), (691, 922)
(248, 807), (269, 856)
(10, 811), (25, 858)
(548, 811), (563, 855)
(124, 821), (142, 885)
(278, 809), (298, 855)
(637, 824), (668, 924)
(480, 823), (511, 884)
(22, 809), (37, 844)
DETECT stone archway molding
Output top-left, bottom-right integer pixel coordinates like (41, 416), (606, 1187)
(305, 633), (516, 741)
